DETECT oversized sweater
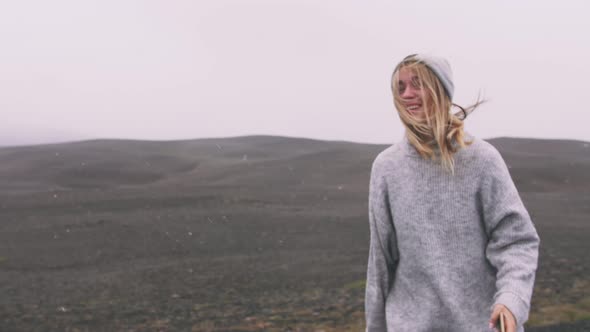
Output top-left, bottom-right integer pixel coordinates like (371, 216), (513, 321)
(365, 134), (540, 332)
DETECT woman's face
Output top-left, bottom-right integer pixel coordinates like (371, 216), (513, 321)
(397, 66), (429, 119)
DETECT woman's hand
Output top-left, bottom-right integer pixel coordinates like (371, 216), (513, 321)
(489, 304), (516, 332)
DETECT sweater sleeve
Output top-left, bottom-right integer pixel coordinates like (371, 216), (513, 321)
(365, 158), (398, 332)
(480, 147), (540, 326)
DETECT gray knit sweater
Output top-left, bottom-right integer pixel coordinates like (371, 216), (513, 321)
(365, 134), (540, 332)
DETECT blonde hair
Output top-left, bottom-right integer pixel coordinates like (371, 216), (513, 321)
(391, 59), (484, 173)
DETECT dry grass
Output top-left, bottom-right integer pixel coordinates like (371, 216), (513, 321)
(528, 278), (590, 326)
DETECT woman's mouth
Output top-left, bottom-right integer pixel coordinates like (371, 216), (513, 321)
(406, 104), (422, 113)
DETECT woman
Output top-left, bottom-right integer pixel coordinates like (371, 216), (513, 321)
(365, 54), (540, 332)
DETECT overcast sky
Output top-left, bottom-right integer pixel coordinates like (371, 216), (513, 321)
(1, 0), (588, 146)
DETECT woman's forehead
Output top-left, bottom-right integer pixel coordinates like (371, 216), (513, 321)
(397, 66), (419, 80)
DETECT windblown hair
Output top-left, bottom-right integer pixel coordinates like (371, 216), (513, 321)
(391, 58), (484, 173)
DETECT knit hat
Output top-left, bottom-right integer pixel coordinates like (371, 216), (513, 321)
(396, 54), (454, 101)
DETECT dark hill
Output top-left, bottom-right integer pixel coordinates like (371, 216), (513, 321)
(1, 135), (588, 194)
(487, 137), (590, 193)
(0, 136), (381, 193)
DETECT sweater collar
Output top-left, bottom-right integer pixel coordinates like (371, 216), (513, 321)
(399, 131), (473, 158)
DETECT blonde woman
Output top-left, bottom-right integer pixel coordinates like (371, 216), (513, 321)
(365, 54), (539, 332)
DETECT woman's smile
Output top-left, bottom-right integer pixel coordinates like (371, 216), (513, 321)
(405, 103), (423, 114)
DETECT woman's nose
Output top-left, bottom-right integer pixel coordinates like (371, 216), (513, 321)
(401, 86), (416, 99)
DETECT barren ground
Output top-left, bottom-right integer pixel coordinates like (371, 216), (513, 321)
(0, 136), (588, 331)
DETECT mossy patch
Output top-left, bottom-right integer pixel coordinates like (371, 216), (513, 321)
(528, 278), (590, 326)
(343, 279), (366, 290)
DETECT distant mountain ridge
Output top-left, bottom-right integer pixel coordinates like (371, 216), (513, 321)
(0, 135), (588, 194)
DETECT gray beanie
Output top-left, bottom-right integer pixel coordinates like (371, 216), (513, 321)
(396, 54), (454, 101)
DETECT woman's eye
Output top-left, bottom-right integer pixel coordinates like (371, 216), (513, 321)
(398, 83), (406, 94)
(411, 78), (422, 89)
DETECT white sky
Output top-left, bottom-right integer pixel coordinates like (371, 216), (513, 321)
(1, 0), (588, 146)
